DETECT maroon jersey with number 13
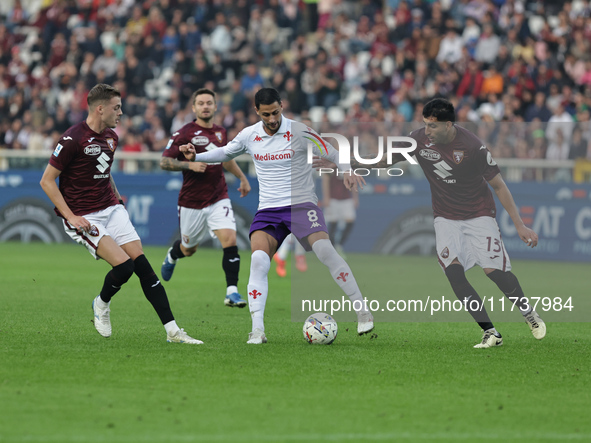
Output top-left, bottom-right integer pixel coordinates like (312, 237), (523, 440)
(410, 125), (501, 221)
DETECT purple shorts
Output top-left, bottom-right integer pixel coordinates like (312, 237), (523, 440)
(249, 203), (328, 251)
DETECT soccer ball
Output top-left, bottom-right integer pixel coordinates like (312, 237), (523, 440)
(303, 312), (338, 345)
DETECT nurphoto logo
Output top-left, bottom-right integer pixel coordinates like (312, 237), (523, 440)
(307, 133), (418, 177)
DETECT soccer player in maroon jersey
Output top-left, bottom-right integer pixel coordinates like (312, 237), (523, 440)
(411, 98), (546, 348)
(160, 88), (251, 307)
(39, 83), (202, 344)
(315, 98), (546, 348)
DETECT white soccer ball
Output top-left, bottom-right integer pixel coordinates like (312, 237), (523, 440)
(303, 312), (338, 345)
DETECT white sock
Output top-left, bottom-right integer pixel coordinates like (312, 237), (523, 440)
(96, 295), (110, 309)
(311, 239), (367, 313)
(226, 285), (238, 295)
(247, 250), (270, 332)
(276, 234), (292, 261)
(164, 320), (180, 335)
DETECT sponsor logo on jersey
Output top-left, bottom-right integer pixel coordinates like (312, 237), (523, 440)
(453, 150), (464, 164)
(88, 137), (95, 143)
(425, 142), (435, 148)
(215, 131), (223, 143)
(419, 149), (441, 161)
(89, 225), (99, 236)
(84, 144), (102, 155)
(253, 135), (263, 142)
(62, 136), (72, 141)
(441, 247), (449, 259)
(191, 135), (210, 146)
(106, 138), (116, 152)
(253, 149), (294, 162)
(487, 151), (497, 166)
(165, 139), (173, 149)
(53, 143), (63, 157)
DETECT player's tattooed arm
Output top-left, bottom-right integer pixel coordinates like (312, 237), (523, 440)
(160, 156), (207, 173)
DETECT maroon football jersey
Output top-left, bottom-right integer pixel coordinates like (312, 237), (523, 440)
(162, 121), (229, 209)
(410, 125), (501, 220)
(48, 121), (119, 217)
(328, 174), (352, 200)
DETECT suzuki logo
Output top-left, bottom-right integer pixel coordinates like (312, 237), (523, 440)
(96, 152), (110, 173)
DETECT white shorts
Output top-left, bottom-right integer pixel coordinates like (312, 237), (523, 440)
(179, 198), (236, 248)
(324, 199), (356, 223)
(63, 205), (140, 260)
(434, 216), (511, 272)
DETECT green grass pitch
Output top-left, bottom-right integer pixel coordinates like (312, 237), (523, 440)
(0, 243), (589, 442)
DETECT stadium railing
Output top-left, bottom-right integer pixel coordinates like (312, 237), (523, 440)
(0, 150), (582, 182)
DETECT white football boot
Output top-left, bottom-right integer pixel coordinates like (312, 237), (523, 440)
(247, 328), (268, 344)
(523, 309), (546, 339)
(92, 295), (111, 338)
(474, 329), (503, 348)
(166, 328), (203, 344)
(357, 311), (374, 335)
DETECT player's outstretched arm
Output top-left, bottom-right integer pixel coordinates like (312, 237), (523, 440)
(179, 143), (237, 164)
(488, 173), (538, 247)
(40, 164), (91, 233)
(222, 160), (251, 197)
(160, 156), (207, 173)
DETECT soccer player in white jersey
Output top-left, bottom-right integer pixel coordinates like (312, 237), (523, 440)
(178, 87), (374, 344)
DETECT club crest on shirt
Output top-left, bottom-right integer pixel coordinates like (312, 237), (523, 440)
(441, 247), (449, 259)
(453, 150), (464, 164)
(182, 235), (190, 244)
(89, 225), (99, 237)
(106, 138), (116, 152)
(215, 131), (223, 143)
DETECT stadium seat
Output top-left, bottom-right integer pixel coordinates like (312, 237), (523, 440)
(309, 106), (325, 123)
(327, 106), (345, 123)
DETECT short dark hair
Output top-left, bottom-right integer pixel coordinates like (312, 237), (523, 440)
(254, 88), (281, 109)
(422, 98), (456, 122)
(87, 84), (121, 108)
(191, 88), (216, 105)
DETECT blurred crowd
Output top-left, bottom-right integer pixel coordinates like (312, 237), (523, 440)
(1, 0), (591, 161)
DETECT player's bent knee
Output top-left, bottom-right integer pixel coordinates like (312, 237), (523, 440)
(133, 254), (155, 278)
(250, 250), (271, 274)
(486, 269), (518, 287)
(182, 245), (198, 256)
(444, 263), (469, 291)
(311, 238), (336, 263)
(113, 258), (135, 283)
